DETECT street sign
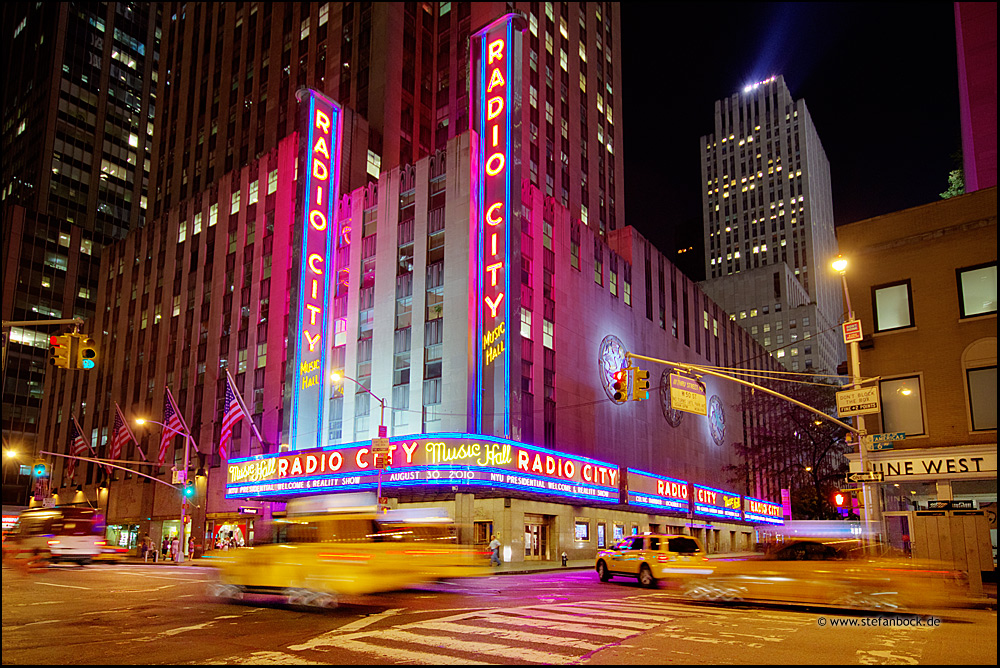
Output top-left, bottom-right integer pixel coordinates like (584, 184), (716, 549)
(372, 437), (390, 453)
(839, 485), (862, 493)
(669, 373), (707, 416)
(836, 386), (880, 417)
(864, 431), (904, 451)
(172, 469), (187, 484)
(846, 471), (884, 483)
(842, 319), (863, 344)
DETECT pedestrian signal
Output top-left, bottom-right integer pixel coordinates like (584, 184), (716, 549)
(33, 459), (49, 477)
(632, 368), (650, 401)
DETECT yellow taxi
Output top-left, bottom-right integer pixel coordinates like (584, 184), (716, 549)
(682, 538), (969, 611)
(595, 534), (713, 588)
(211, 496), (488, 607)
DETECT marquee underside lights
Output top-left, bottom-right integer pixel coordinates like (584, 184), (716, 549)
(471, 13), (527, 439)
(285, 88), (342, 452)
(226, 434), (621, 504)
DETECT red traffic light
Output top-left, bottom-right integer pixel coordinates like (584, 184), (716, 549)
(834, 492), (845, 507)
(50, 335), (59, 345)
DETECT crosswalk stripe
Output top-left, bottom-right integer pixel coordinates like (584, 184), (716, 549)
(334, 637), (491, 665)
(373, 629), (562, 664)
(413, 620), (605, 652)
(545, 604), (676, 623)
(477, 612), (639, 639)
(495, 609), (656, 630)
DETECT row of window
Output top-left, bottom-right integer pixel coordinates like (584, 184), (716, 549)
(872, 262), (996, 332)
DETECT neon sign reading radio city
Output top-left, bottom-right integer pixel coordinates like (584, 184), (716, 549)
(287, 89), (341, 452)
(481, 34), (509, 366)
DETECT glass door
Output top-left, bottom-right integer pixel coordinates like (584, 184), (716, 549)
(524, 523), (548, 560)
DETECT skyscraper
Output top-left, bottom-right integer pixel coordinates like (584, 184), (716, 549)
(698, 75), (843, 373)
(150, 2), (625, 238)
(1, 2), (160, 503)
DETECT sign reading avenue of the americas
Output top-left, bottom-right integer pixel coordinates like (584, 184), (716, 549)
(836, 386), (880, 417)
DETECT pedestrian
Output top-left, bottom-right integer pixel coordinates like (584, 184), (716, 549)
(171, 536), (180, 561)
(140, 534), (149, 560)
(488, 534), (502, 566)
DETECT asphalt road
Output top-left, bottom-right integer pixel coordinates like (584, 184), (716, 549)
(3, 562), (996, 665)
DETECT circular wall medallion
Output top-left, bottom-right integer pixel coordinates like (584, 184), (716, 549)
(708, 395), (726, 446)
(659, 369), (684, 427)
(598, 335), (630, 403)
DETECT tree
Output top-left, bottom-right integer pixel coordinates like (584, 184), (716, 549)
(726, 380), (850, 520)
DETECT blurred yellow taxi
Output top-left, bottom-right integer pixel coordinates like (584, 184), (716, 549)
(682, 538), (968, 611)
(211, 495), (488, 607)
(596, 534), (713, 588)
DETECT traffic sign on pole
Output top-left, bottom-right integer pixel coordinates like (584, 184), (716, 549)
(846, 471), (884, 484)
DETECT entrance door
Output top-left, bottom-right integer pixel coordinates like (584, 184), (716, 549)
(524, 521), (549, 560)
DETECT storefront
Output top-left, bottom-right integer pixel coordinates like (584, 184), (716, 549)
(105, 523), (140, 553)
(225, 433), (779, 560)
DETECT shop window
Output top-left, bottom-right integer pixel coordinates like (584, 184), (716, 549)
(574, 518), (590, 542)
(872, 280), (914, 332)
(956, 262), (997, 318)
(880, 375), (925, 436)
(597, 522), (606, 548)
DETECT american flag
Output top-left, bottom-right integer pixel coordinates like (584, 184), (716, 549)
(219, 372), (246, 462)
(67, 416), (90, 479)
(110, 403), (138, 463)
(157, 389), (186, 467)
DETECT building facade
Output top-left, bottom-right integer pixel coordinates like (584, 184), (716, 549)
(38, 129), (783, 560)
(2, 2), (160, 504)
(836, 187), (996, 570)
(698, 75), (843, 373)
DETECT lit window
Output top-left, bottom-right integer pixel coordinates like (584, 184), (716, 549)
(957, 262), (997, 318)
(209, 203), (219, 226)
(873, 280), (913, 332)
(520, 308), (532, 340)
(249, 180), (259, 205)
(880, 376), (925, 436)
(193, 213), (202, 235)
(967, 365), (997, 431)
(267, 169), (278, 194)
(543, 320), (554, 349)
(231, 190), (241, 214)
(178, 220), (187, 243)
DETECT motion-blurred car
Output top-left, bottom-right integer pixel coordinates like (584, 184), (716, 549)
(1, 507), (104, 566)
(210, 496), (488, 607)
(595, 534), (712, 588)
(93, 541), (131, 563)
(682, 538), (968, 611)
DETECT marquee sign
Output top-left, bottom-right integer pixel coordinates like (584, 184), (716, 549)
(226, 433), (621, 504)
(743, 495), (784, 525)
(285, 88), (342, 451)
(471, 14), (527, 439)
(692, 483), (742, 520)
(625, 468), (690, 513)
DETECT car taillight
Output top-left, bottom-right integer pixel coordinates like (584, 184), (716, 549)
(657, 554), (672, 562)
(47, 539), (60, 546)
(95, 540), (106, 547)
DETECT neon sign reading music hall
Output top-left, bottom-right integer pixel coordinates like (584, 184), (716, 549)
(285, 89), (342, 451)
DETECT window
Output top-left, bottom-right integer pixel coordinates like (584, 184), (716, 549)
(967, 366), (997, 431)
(520, 308), (532, 339)
(880, 376), (925, 436)
(957, 262), (997, 318)
(872, 280), (914, 332)
(542, 320), (554, 349)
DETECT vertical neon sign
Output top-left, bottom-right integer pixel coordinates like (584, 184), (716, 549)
(285, 89), (342, 451)
(471, 14), (527, 439)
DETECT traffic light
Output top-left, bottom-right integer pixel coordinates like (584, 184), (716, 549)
(833, 491), (846, 508)
(374, 453), (390, 470)
(632, 368), (650, 401)
(48, 334), (73, 369)
(611, 369), (630, 402)
(76, 336), (98, 370)
(32, 459), (49, 477)
(183, 481), (195, 498)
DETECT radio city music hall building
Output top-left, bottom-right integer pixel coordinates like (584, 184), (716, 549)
(39, 14), (784, 560)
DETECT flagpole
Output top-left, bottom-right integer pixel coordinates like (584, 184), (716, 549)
(116, 402), (147, 461)
(226, 369), (268, 448)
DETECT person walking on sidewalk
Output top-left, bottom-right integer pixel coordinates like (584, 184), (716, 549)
(489, 534), (502, 566)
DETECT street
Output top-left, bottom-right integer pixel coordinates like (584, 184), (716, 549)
(2, 562), (996, 665)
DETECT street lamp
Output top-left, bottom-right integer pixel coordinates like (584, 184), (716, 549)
(832, 254), (875, 542)
(136, 417), (193, 562)
(331, 372), (388, 507)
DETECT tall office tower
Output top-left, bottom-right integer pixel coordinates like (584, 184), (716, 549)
(1, 2), (160, 502)
(698, 75), (843, 372)
(151, 2), (624, 237)
(955, 2), (997, 193)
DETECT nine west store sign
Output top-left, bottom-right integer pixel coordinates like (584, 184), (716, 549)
(849, 445), (997, 481)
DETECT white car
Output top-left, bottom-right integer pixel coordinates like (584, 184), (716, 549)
(3, 507), (104, 566)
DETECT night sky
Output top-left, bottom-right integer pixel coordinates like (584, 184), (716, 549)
(620, 2), (962, 280)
